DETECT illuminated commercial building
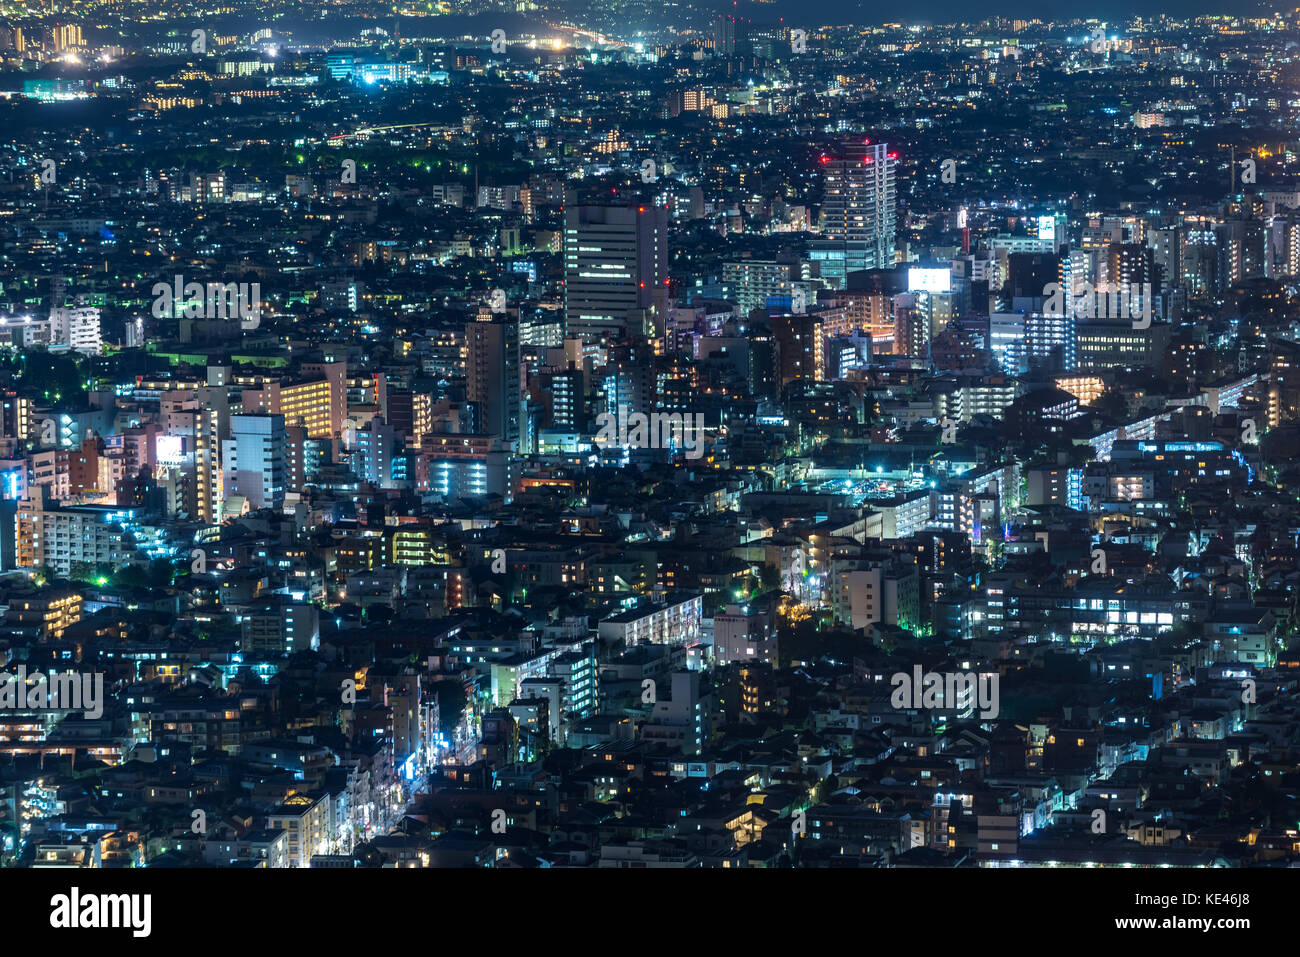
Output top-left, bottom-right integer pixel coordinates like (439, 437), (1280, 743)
(223, 414), (286, 511)
(564, 204), (669, 343)
(418, 435), (512, 500)
(1075, 320), (1170, 369)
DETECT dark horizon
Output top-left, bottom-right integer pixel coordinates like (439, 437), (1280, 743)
(731, 0), (1277, 24)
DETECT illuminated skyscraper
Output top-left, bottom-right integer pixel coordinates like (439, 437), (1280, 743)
(811, 139), (897, 287)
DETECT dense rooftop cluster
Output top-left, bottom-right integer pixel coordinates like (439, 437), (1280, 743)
(0, 2), (1296, 868)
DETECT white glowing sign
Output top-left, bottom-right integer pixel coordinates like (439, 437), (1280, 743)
(908, 267), (952, 294)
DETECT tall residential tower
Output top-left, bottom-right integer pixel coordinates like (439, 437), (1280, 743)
(812, 139), (897, 287)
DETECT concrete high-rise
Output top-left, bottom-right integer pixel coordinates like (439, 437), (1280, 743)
(223, 414), (286, 512)
(466, 313), (523, 451)
(771, 314), (826, 385)
(563, 204), (668, 343)
(811, 139), (897, 287)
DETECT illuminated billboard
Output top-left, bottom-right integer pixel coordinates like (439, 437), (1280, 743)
(908, 267), (952, 294)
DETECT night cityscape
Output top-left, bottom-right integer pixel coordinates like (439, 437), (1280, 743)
(0, 0), (1291, 914)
